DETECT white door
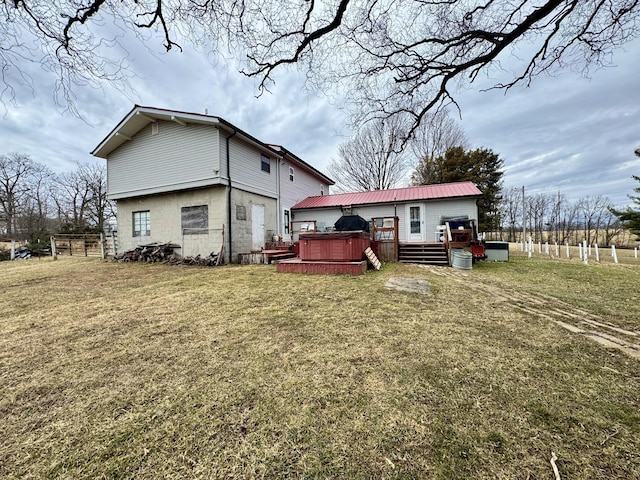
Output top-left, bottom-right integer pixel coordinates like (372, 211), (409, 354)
(252, 204), (265, 250)
(407, 204), (425, 242)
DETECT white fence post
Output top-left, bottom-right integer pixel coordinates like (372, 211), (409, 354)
(611, 244), (618, 264)
(565, 242), (570, 258)
(635, 247), (638, 259)
(583, 240), (588, 265)
(50, 236), (57, 260)
(578, 243), (583, 260)
(544, 242), (549, 255)
(10, 240), (16, 260)
(594, 243), (599, 262)
(528, 236), (533, 258)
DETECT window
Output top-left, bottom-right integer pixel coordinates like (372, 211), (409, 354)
(320, 185), (325, 196)
(289, 166), (294, 182)
(181, 205), (208, 234)
(284, 209), (290, 234)
(236, 205), (247, 221)
(133, 211), (150, 237)
(261, 155), (271, 173)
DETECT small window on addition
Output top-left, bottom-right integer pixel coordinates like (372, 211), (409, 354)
(236, 205), (247, 221)
(289, 166), (294, 182)
(320, 185), (325, 196)
(261, 155), (271, 173)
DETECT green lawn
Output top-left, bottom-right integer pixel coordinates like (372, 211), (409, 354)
(1, 255), (639, 479)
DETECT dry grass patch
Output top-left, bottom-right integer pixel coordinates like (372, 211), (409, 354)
(1, 257), (639, 479)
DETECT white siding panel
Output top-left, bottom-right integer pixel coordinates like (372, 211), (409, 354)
(108, 121), (220, 197)
(229, 137), (278, 198)
(294, 199), (477, 243)
(425, 199), (478, 238)
(280, 162), (327, 210)
(279, 161), (331, 236)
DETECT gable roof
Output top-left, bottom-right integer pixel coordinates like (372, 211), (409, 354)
(292, 182), (482, 209)
(91, 105), (333, 185)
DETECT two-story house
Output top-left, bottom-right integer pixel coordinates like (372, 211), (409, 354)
(91, 105), (333, 262)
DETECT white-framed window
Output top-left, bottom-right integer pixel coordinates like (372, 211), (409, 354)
(261, 155), (271, 173)
(320, 185), (325, 196)
(181, 205), (209, 234)
(133, 211), (150, 237)
(289, 166), (294, 182)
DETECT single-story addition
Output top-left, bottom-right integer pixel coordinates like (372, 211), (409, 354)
(91, 105), (333, 263)
(290, 181), (483, 263)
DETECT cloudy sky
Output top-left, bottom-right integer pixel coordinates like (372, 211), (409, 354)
(2, 22), (639, 208)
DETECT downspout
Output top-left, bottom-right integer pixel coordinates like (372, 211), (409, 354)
(226, 128), (237, 263)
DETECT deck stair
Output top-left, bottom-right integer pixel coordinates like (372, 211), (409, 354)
(399, 242), (449, 265)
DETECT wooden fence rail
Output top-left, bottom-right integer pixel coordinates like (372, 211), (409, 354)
(51, 234), (106, 260)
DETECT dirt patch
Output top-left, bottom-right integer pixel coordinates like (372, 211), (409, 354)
(385, 277), (431, 294)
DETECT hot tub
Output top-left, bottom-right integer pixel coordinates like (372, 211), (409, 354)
(299, 230), (371, 262)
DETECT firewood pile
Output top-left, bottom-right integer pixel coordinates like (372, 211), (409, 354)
(164, 251), (221, 266)
(114, 242), (181, 263)
(114, 241), (225, 266)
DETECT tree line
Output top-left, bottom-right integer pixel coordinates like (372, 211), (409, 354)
(499, 149), (640, 247)
(498, 189), (633, 247)
(328, 113), (640, 245)
(0, 152), (114, 244)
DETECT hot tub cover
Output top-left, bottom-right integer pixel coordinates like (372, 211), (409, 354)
(334, 215), (370, 232)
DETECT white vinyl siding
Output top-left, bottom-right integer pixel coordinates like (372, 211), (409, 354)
(293, 198), (478, 242)
(279, 161), (331, 236)
(107, 121), (220, 199)
(219, 135), (278, 198)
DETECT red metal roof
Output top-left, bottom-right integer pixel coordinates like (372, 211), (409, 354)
(292, 181), (482, 209)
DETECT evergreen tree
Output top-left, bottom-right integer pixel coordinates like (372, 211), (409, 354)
(610, 148), (640, 238)
(424, 147), (504, 232)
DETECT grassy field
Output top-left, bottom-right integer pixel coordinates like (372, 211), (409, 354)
(1, 255), (639, 479)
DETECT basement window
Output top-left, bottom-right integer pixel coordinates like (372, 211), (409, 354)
(261, 155), (271, 173)
(181, 205), (209, 234)
(133, 211), (150, 237)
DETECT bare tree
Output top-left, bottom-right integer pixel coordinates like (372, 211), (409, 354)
(411, 110), (468, 185)
(53, 161), (114, 232)
(547, 192), (577, 245)
(528, 193), (552, 243)
(577, 195), (611, 245)
(3, 1), (639, 126)
(17, 162), (56, 240)
(328, 117), (409, 192)
(0, 152), (39, 236)
(499, 187), (523, 243)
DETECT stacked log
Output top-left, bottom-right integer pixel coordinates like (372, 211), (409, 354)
(114, 241), (224, 266)
(114, 242), (181, 263)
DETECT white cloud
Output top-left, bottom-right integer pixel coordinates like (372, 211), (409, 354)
(1, 22), (638, 208)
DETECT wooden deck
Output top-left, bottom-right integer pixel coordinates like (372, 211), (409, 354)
(276, 258), (368, 276)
